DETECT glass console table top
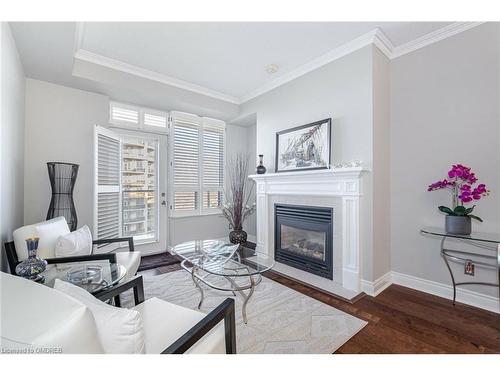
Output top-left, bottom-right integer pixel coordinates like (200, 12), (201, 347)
(41, 260), (127, 294)
(170, 239), (275, 277)
(420, 226), (499, 308)
(421, 226), (500, 244)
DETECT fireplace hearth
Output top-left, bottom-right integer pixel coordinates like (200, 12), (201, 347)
(274, 204), (333, 279)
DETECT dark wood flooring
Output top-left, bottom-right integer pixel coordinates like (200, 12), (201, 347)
(141, 264), (500, 354)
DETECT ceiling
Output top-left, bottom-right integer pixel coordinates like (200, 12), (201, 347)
(10, 22), (454, 119)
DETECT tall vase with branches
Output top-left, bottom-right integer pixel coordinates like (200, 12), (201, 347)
(221, 154), (256, 244)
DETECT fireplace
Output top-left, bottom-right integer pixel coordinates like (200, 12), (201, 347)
(274, 204), (333, 279)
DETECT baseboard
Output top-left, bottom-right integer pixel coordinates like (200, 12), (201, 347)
(391, 271), (499, 314)
(361, 271), (392, 297)
(362, 271), (499, 313)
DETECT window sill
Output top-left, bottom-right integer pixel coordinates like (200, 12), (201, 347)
(170, 210), (222, 219)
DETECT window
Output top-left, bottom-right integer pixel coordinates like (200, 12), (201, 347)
(170, 112), (225, 217)
(202, 118), (225, 209)
(110, 102), (168, 133)
(106, 102), (225, 219)
(95, 126), (160, 246)
(110, 104), (139, 125)
(121, 137), (158, 242)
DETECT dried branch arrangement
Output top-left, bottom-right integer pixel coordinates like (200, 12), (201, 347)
(221, 154), (256, 230)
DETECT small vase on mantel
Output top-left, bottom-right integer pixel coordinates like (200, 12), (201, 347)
(15, 238), (48, 283)
(256, 154), (267, 174)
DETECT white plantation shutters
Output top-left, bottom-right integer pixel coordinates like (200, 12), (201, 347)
(106, 103), (225, 218)
(171, 112), (200, 215)
(170, 112), (225, 217)
(110, 102), (139, 127)
(110, 102), (167, 133)
(143, 109), (167, 129)
(95, 126), (121, 244)
(202, 118), (225, 211)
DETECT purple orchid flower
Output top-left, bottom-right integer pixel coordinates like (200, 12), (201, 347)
(428, 164), (490, 222)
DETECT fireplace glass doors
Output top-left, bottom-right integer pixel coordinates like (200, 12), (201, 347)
(280, 225), (326, 261)
(275, 204), (333, 279)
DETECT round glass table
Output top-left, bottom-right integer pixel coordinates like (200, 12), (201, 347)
(170, 239), (274, 323)
(41, 260), (127, 294)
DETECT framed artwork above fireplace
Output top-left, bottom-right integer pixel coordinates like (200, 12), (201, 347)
(275, 118), (331, 173)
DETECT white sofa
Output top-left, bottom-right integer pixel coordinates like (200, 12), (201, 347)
(0, 272), (236, 354)
(7, 217), (140, 282)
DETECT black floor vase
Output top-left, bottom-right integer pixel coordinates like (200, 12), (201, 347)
(46, 162), (79, 231)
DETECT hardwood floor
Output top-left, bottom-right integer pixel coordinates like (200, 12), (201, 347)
(142, 264), (500, 353)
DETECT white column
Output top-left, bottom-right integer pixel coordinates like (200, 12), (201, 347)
(255, 179), (269, 255)
(342, 196), (360, 292)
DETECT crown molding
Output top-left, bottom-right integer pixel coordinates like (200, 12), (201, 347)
(73, 22), (85, 56)
(73, 48), (241, 104)
(241, 22), (485, 102)
(391, 22), (485, 59)
(372, 28), (394, 59)
(71, 22), (485, 105)
(241, 29), (386, 103)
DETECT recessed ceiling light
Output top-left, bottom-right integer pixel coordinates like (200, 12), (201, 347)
(265, 64), (279, 74)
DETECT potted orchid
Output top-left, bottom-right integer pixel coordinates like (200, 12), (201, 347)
(428, 164), (489, 235)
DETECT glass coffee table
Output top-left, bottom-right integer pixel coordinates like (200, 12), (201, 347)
(41, 260), (127, 295)
(170, 240), (274, 323)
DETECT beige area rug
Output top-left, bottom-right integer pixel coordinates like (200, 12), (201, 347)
(122, 270), (367, 354)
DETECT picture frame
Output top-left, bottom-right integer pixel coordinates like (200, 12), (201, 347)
(275, 118), (331, 173)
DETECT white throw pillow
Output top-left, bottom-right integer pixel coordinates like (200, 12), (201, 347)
(54, 279), (145, 354)
(1, 271), (104, 354)
(35, 217), (70, 259)
(55, 225), (93, 258)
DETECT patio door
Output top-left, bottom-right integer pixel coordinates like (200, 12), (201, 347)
(95, 125), (168, 255)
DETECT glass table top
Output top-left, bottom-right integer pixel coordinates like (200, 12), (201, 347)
(421, 227), (500, 244)
(41, 260), (127, 294)
(169, 239), (275, 277)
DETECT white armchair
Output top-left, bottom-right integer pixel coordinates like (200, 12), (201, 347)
(4, 217), (141, 284)
(0, 272), (236, 354)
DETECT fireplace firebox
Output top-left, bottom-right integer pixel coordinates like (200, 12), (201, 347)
(274, 204), (333, 279)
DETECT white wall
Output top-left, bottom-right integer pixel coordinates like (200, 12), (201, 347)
(168, 215), (231, 246)
(390, 23), (500, 296)
(1, 23), (26, 272)
(245, 123), (257, 237)
(16, 23), (500, 305)
(73, 57), (240, 121)
(24, 79), (109, 229)
(372, 47), (391, 280)
(226, 123), (257, 238)
(24, 79), (252, 248)
(240, 46), (374, 173)
(239, 46), (380, 282)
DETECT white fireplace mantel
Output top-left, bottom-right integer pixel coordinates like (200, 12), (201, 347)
(249, 167), (368, 294)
